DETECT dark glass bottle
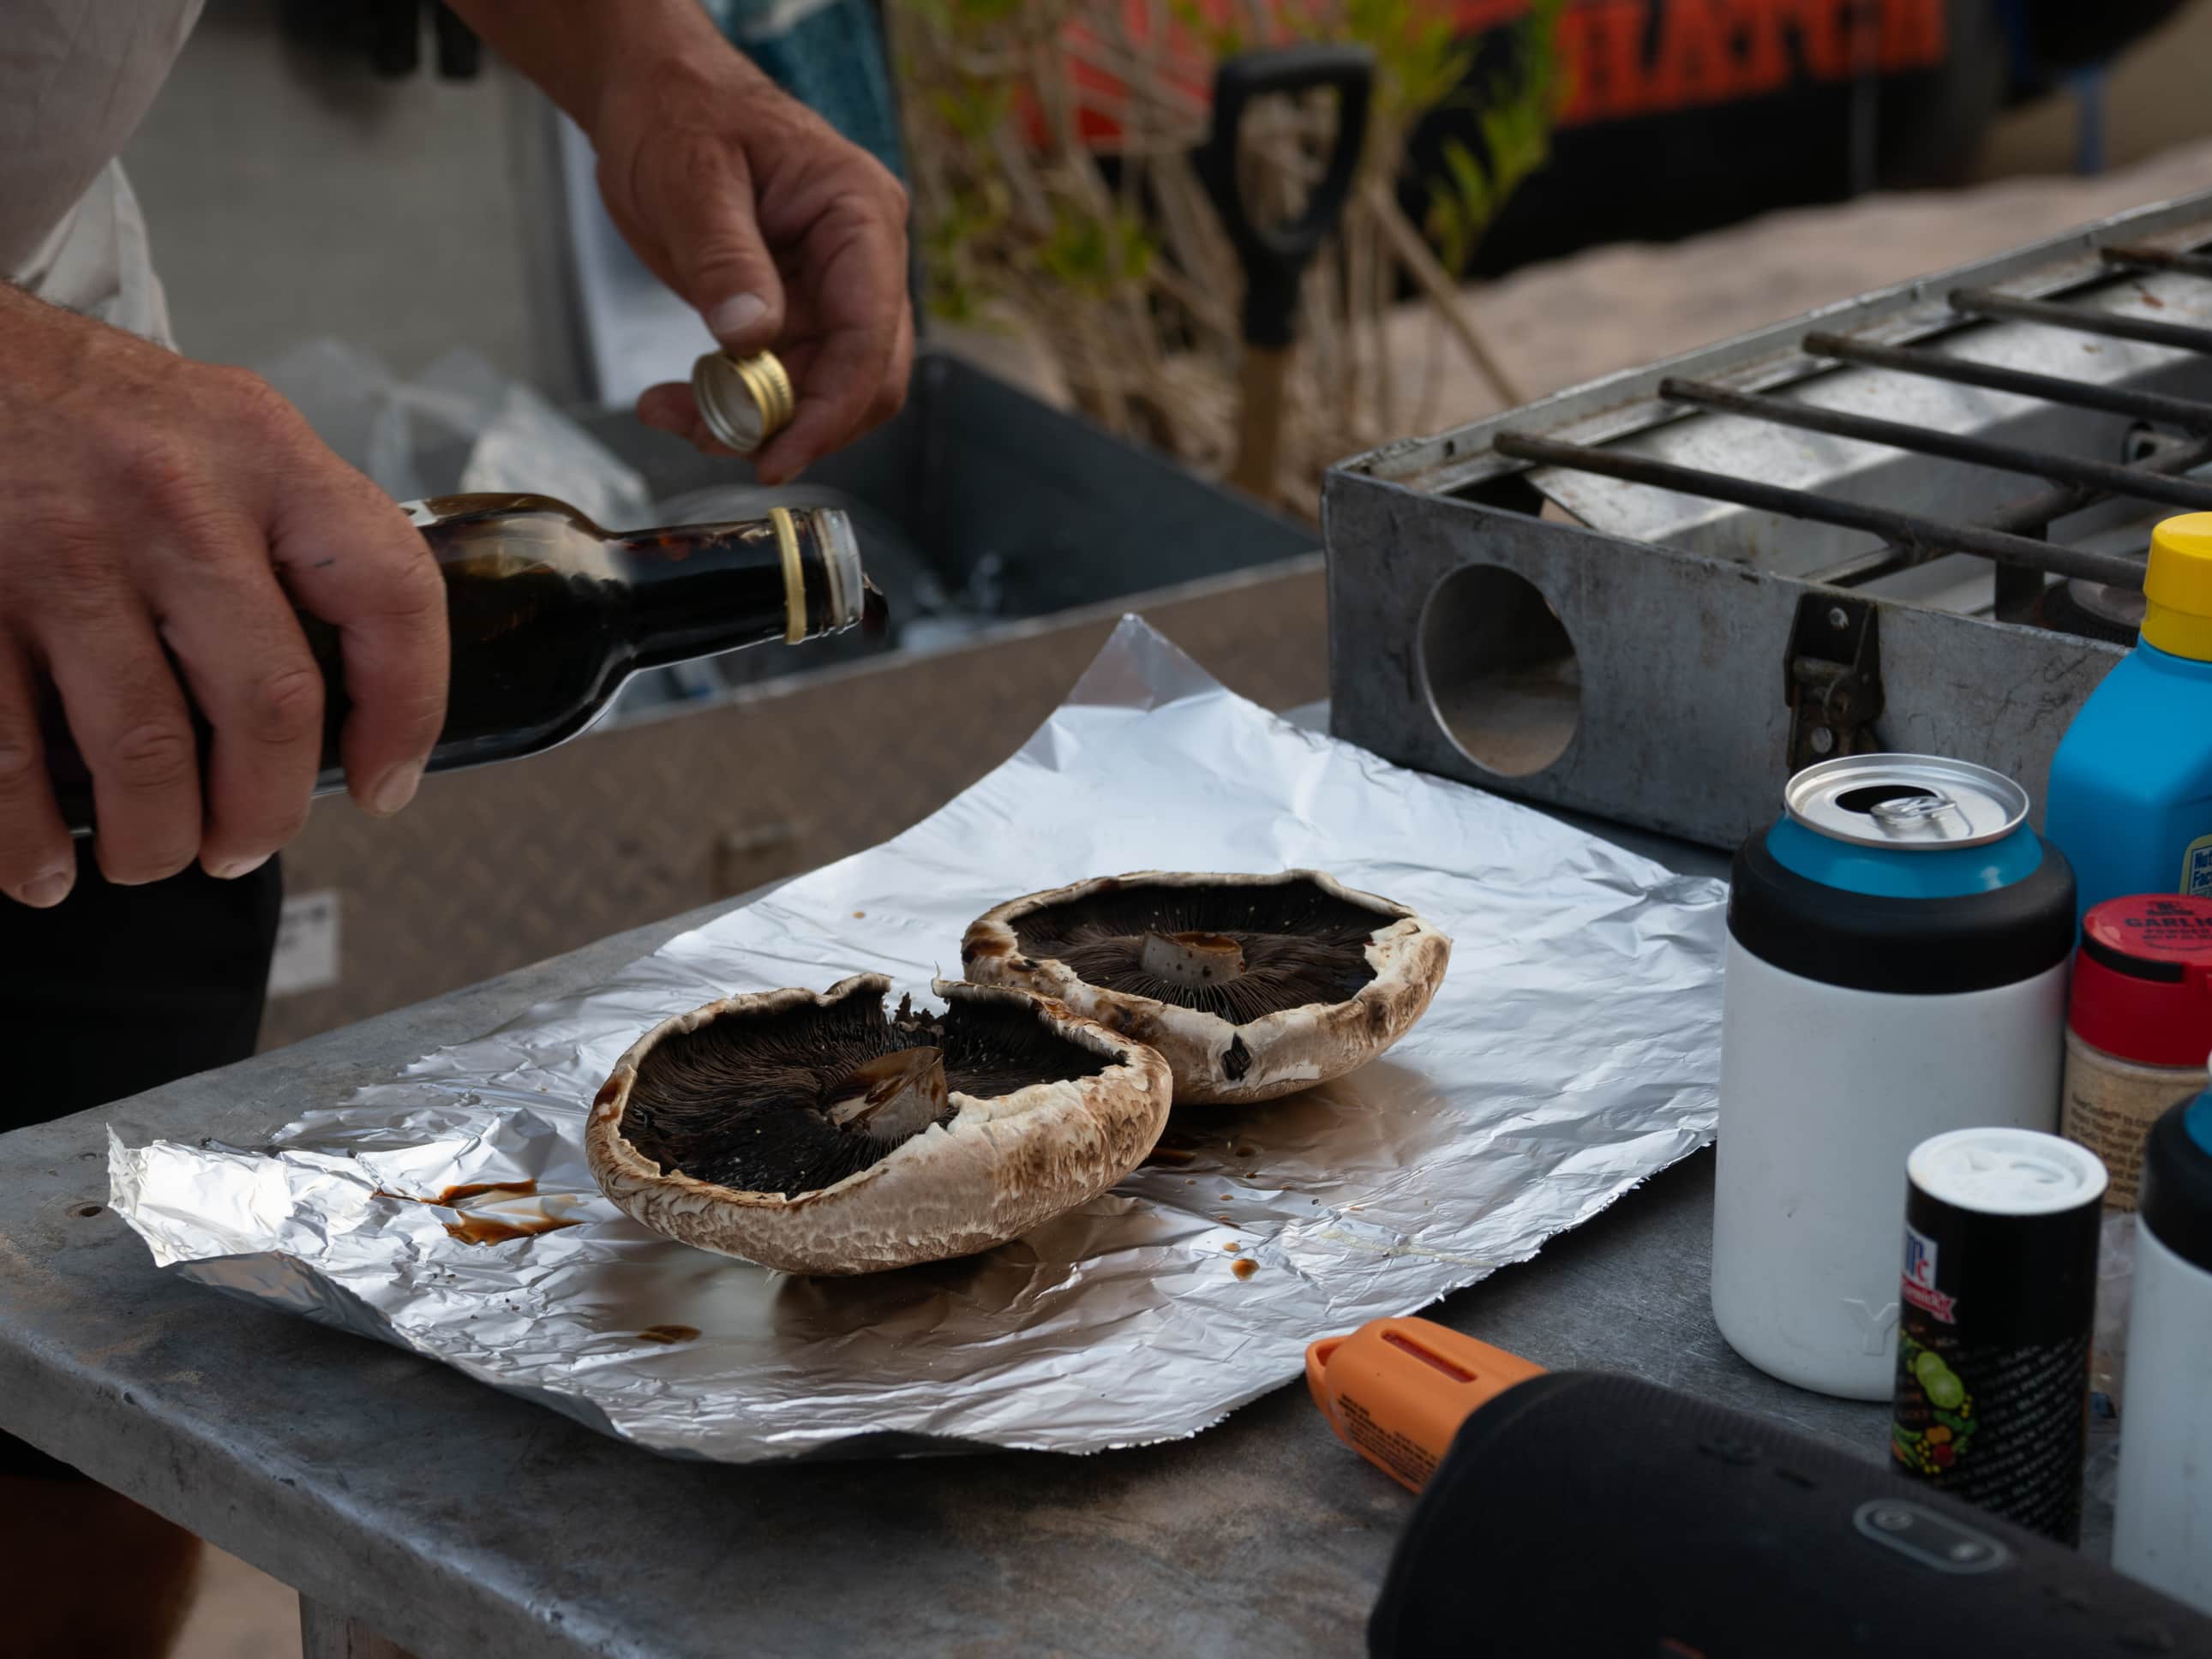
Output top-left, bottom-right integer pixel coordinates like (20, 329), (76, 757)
(49, 492), (879, 833)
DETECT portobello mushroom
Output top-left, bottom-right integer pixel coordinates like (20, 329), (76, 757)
(586, 973), (1172, 1274)
(960, 871), (1450, 1104)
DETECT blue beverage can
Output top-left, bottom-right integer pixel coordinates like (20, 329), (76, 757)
(1712, 754), (2078, 1400)
(1767, 754), (2045, 900)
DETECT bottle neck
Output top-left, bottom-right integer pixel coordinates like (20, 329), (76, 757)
(615, 506), (864, 670)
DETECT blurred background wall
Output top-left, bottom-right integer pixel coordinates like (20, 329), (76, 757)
(125, 0), (2212, 410)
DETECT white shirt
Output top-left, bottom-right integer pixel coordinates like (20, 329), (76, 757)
(2, 0), (203, 345)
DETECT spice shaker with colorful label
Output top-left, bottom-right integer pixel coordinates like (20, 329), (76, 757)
(2062, 894), (2212, 1208)
(1891, 1128), (2107, 1546)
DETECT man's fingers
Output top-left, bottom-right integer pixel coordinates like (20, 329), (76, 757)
(871, 302), (915, 432)
(265, 477), (447, 818)
(153, 552), (325, 877)
(35, 598), (202, 887)
(0, 638), (75, 907)
(635, 382), (747, 456)
(751, 324), (886, 484)
(656, 140), (787, 356)
(749, 215), (906, 483)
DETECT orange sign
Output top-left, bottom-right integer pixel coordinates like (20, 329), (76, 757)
(1018, 0), (1948, 149)
(1556, 0), (1948, 125)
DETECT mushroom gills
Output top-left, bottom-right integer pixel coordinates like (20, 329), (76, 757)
(619, 991), (1107, 1197)
(1010, 880), (1383, 1023)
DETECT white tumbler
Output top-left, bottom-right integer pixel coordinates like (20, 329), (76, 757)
(2115, 1088), (2212, 1614)
(1711, 756), (2075, 1400)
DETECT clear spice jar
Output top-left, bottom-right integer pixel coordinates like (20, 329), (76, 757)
(2063, 895), (2212, 1209)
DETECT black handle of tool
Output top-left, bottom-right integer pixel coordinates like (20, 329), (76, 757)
(1370, 1371), (2212, 1657)
(1193, 45), (1375, 350)
(433, 3), (482, 79)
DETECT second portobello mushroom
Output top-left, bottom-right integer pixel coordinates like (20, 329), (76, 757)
(960, 870), (1451, 1104)
(588, 974), (1172, 1274)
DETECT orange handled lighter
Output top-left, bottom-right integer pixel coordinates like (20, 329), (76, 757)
(1305, 1317), (1546, 1493)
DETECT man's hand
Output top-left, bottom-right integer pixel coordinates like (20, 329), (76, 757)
(0, 287), (448, 907)
(606, 58), (914, 484)
(449, 1), (913, 484)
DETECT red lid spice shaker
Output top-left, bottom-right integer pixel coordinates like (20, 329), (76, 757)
(2063, 895), (2212, 1208)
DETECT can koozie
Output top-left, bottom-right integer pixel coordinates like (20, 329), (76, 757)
(1713, 752), (2077, 1401)
(1890, 1129), (2107, 1545)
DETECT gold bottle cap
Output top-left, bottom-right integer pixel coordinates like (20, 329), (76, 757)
(690, 350), (795, 454)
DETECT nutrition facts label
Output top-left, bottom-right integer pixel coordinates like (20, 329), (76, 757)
(2064, 1078), (2158, 1207)
(2184, 835), (2212, 897)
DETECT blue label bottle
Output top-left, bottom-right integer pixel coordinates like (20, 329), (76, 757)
(2046, 513), (2212, 926)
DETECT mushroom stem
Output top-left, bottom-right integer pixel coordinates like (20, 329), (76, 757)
(823, 1046), (950, 1141)
(1138, 930), (1248, 989)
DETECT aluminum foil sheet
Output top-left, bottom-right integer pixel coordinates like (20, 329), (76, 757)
(111, 618), (1729, 1462)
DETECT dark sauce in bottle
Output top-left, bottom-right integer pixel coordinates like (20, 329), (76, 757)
(45, 493), (876, 835)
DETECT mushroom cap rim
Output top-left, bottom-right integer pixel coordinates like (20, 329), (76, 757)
(590, 973), (1152, 1213)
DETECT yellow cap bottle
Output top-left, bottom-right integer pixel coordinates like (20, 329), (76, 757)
(2143, 512), (2212, 662)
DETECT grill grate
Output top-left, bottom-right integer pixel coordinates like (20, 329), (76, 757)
(2106, 243), (2212, 282)
(1947, 285), (2212, 360)
(1322, 189), (2212, 851)
(1490, 429), (2149, 588)
(1432, 201), (2212, 602)
(1795, 332), (2212, 437)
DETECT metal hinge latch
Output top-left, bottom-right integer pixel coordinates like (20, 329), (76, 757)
(1785, 595), (1884, 771)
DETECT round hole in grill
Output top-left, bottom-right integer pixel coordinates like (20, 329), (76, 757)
(1418, 563), (1581, 777)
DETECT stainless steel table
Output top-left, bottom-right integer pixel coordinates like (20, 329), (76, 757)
(0, 819), (1898, 1658)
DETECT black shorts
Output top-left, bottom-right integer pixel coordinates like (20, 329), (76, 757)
(0, 843), (281, 1479)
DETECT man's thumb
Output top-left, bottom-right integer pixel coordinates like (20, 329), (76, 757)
(675, 171), (786, 355)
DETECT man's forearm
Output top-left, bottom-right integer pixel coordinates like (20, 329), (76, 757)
(443, 0), (760, 134)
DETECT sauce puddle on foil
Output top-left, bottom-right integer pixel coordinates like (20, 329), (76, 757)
(1143, 1130), (1208, 1168)
(637, 1325), (702, 1345)
(374, 1178), (587, 1246)
(423, 1180), (536, 1204)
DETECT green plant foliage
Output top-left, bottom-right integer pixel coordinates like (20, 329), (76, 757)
(1035, 199), (1158, 297)
(912, 0), (1026, 36)
(920, 176), (1015, 320)
(1167, 0), (1250, 61)
(894, 0), (1567, 470)
(1332, 0), (1476, 123)
(1419, 0), (1566, 278)
(929, 79), (1016, 144)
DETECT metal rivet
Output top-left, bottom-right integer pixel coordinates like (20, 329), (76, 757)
(1869, 1506), (1914, 1531)
(1810, 727), (1836, 755)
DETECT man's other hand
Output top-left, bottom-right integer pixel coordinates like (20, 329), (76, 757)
(0, 287), (448, 906)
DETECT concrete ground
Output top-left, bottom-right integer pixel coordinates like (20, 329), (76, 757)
(86, 2), (2212, 1653)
